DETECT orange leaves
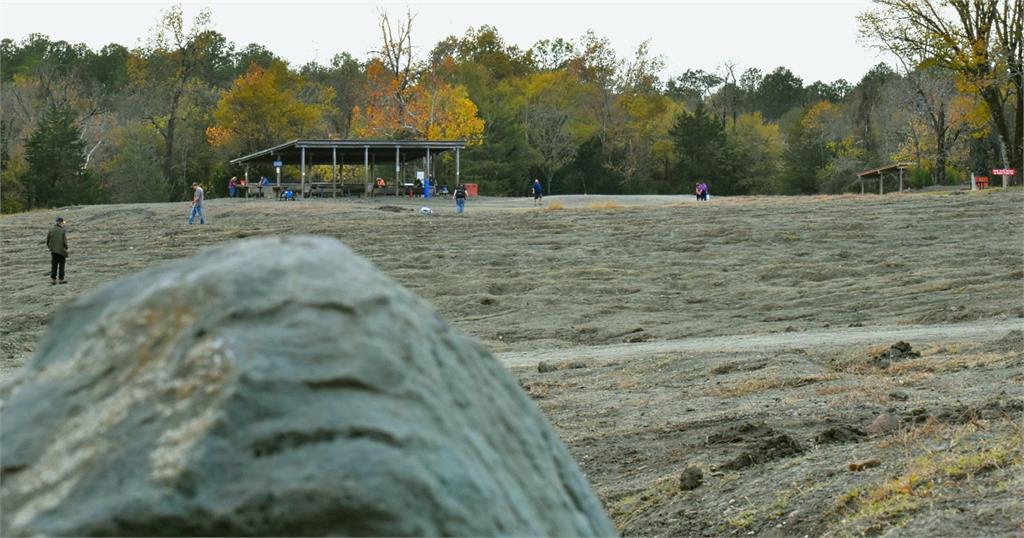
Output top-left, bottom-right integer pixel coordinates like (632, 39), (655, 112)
(351, 61), (485, 143)
(204, 126), (232, 148)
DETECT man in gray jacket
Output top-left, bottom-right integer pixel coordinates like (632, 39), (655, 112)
(46, 216), (68, 284)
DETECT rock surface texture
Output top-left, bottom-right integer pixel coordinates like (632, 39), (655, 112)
(0, 236), (615, 537)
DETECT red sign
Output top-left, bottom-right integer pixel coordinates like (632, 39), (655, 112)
(992, 169), (1016, 175)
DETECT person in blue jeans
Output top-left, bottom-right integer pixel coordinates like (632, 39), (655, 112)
(453, 184), (467, 214)
(188, 182), (206, 224)
(532, 178), (544, 206)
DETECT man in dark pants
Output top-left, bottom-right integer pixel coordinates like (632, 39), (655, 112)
(46, 216), (68, 285)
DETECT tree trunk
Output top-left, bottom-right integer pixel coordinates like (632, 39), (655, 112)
(934, 105), (947, 185)
(162, 87), (182, 200)
(978, 86), (1016, 173)
(1014, 73), (1023, 185)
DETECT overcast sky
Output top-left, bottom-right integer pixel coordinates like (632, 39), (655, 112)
(2, 0), (890, 85)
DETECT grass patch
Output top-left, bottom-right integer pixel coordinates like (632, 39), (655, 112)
(833, 428), (1022, 534)
(716, 373), (839, 397)
(607, 476), (678, 529)
(587, 200), (620, 210)
(546, 201), (565, 211)
(888, 351), (1018, 374)
(727, 509), (757, 529)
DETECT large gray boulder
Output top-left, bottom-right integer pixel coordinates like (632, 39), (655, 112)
(0, 236), (615, 537)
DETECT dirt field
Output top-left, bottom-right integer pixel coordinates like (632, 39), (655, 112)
(2, 190), (1022, 536)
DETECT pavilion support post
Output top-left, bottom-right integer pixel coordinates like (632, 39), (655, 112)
(456, 147), (461, 186)
(244, 166), (249, 199)
(332, 147), (338, 199)
(860, 176), (864, 194)
(899, 167), (904, 193)
(301, 146), (306, 200)
(395, 146), (401, 197)
(879, 172), (884, 195)
(426, 148), (431, 184)
(364, 146), (370, 196)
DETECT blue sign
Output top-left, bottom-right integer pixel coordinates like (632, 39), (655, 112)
(273, 160), (283, 168)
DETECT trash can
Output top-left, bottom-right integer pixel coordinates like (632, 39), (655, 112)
(465, 183), (479, 197)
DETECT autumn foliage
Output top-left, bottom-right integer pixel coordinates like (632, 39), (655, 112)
(351, 59), (484, 143)
(207, 63), (333, 154)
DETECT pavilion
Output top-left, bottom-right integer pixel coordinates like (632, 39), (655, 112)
(230, 139), (466, 197)
(856, 162), (915, 194)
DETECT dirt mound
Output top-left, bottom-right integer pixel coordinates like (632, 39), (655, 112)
(814, 425), (867, 445)
(985, 329), (1023, 352)
(870, 340), (921, 367)
(705, 422), (805, 470)
(720, 434), (804, 470)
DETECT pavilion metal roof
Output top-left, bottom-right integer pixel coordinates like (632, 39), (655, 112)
(229, 139), (466, 166)
(857, 162), (915, 178)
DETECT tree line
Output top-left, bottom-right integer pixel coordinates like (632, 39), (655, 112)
(1, 1), (1019, 212)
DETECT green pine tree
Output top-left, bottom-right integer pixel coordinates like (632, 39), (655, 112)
(670, 104), (735, 194)
(24, 102), (103, 208)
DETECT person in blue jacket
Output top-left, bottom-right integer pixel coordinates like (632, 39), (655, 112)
(532, 179), (544, 206)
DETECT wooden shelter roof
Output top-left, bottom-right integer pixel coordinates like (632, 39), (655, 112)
(857, 162), (915, 178)
(230, 139), (466, 166)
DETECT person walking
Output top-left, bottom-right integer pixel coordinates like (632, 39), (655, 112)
(532, 179), (544, 206)
(46, 216), (69, 285)
(189, 182), (206, 224)
(453, 183), (468, 214)
(228, 176), (238, 198)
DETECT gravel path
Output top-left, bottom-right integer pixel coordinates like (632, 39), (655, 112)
(497, 318), (1023, 367)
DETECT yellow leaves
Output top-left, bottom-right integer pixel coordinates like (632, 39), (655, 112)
(411, 83), (485, 144)
(801, 101), (841, 131)
(208, 63), (332, 152)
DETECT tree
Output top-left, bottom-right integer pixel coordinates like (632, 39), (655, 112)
(350, 62), (484, 142)
(101, 121), (167, 203)
(206, 63), (333, 155)
(753, 67), (806, 120)
(351, 10), (486, 143)
(530, 38), (576, 71)
(666, 69), (722, 107)
(903, 66), (982, 183)
(670, 104), (732, 193)
(782, 102), (844, 193)
(131, 5), (222, 198)
(845, 63), (900, 164)
(728, 112), (785, 193)
(24, 102), (102, 207)
(527, 104), (576, 195)
(373, 9), (418, 129)
(860, 0), (1022, 183)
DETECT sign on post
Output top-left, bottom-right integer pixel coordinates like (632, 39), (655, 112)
(273, 160), (283, 168)
(992, 169), (1016, 188)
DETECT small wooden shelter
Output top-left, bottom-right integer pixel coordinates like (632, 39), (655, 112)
(856, 162), (915, 194)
